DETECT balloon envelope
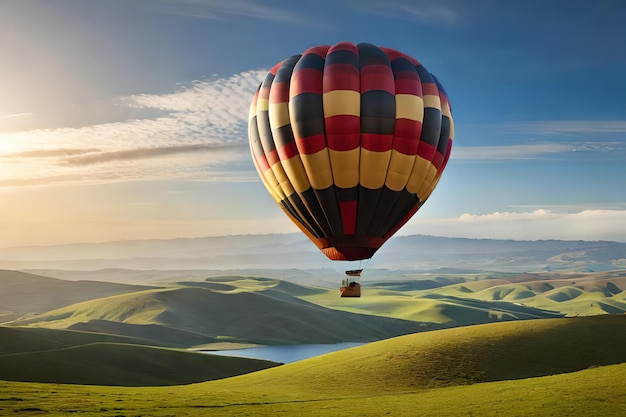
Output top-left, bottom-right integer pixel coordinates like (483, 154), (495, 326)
(249, 42), (453, 261)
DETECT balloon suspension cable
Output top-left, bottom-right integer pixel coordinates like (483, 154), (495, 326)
(345, 259), (370, 278)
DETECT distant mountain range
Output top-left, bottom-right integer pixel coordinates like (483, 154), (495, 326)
(0, 234), (624, 273)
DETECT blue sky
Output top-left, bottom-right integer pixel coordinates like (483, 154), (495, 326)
(1, 0), (626, 248)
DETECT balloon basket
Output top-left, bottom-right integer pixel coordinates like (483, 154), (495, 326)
(340, 282), (361, 297)
(340, 271), (362, 297)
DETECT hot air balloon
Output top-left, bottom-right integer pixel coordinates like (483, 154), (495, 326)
(248, 42), (453, 297)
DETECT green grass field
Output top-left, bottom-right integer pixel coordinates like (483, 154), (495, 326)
(1, 315), (625, 416)
(3, 270), (626, 415)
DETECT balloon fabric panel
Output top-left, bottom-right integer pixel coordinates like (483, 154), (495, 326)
(249, 42), (453, 261)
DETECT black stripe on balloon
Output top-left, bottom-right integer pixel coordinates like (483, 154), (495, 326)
(301, 187), (334, 237)
(279, 199), (318, 238)
(274, 55), (301, 83)
(381, 194), (420, 238)
(335, 186), (359, 202)
(414, 65), (434, 84)
(287, 192), (324, 238)
(290, 93), (325, 140)
(325, 49), (359, 68)
(360, 91), (396, 134)
(420, 107), (442, 148)
(273, 124), (296, 151)
(379, 190), (420, 237)
(438, 116), (451, 157)
(389, 56), (416, 72)
(296, 51), (325, 72)
(257, 73), (276, 153)
(357, 43), (389, 68)
(314, 186), (344, 236)
(356, 186), (382, 236)
(366, 186), (401, 237)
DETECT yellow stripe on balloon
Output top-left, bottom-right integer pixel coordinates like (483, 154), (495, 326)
(406, 155), (432, 195)
(281, 156), (311, 194)
(270, 162), (296, 196)
(260, 166), (286, 202)
(395, 94), (424, 122)
(256, 98), (269, 112)
(359, 149), (392, 190)
(416, 164), (439, 199)
(423, 94), (441, 110)
(269, 102), (290, 128)
(384, 151), (415, 191)
(322, 90), (360, 117)
(300, 149), (334, 190)
(328, 148), (360, 188)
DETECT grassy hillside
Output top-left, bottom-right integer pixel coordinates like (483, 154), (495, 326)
(302, 270), (626, 324)
(0, 342), (278, 386)
(0, 326), (160, 355)
(213, 314), (626, 395)
(0, 269), (153, 322)
(1, 315), (625, 416)
(8, 282), (428, 346)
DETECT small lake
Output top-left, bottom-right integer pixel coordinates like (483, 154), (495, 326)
(205, 342), (364, 363)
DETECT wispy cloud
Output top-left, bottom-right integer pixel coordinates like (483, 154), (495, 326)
(62, 143), (247, 166)
(451, 143), (575, 160)
(0, 69), (266, 187)
(501, 120), (626, 134)
(354, 0), (460, 25)
(403, 209), (626, 242)
(151, 0), (311, 24)
(455, 119), (626, 161)
(7, 148), (102, 158)
(0, 112), (33, 120)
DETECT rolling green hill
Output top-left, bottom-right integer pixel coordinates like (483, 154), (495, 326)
(8, 282), (429, 346)
(302, 270), (626, 324)
(1, 315), (625, 416)
(0, 341), (278, 386)
(0, 269), (153, 322)
(0, 326), (159, 355)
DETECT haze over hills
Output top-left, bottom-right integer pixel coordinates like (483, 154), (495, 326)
(0, 234), (625, 272)
(0, 270), (153, 322)
(6, 278), (435, 346)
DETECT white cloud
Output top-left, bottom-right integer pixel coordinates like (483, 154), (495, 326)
(0, 69), (266, 186)
(401, 209), (626, 242)
(451, 143), (576, 160)
(502, 120), (626, 134)
(0, 112), (33, 120)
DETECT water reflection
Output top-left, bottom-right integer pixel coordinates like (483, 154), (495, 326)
(205, 342), (364, 363)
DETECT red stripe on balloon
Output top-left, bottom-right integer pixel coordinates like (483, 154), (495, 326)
(421, 83), (439, 97)
(322, 63), (359, 93)
(394, 73), (422, 95)
(361, 64), (394, 93)
(393, 119), (422, 154)
(417, 142), (437, 161)
(339, 200), (357, 235)
(432, 152), (444, 169)
(265, 149), (279, 166)
(296, 134), (327, 155)
(277, 141), (299, 160)
(325, 115), (360, 151)
(255, 153), (270, 172)
(362, 133), (393, 152)
(290, 69), (323, 95)
(269, 82), (289, 104)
